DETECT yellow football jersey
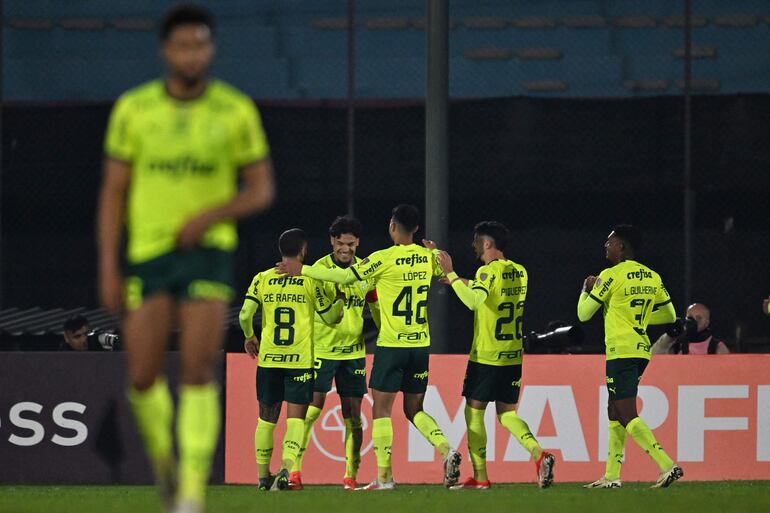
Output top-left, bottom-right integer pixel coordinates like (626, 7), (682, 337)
(104, 79), (269, 264)
(467, 260), (528, 366)
(312, 254), (376, 360)
(349, 244), (442, 348)
(588, 260), (672, 360)
(245, 268), (336, 369)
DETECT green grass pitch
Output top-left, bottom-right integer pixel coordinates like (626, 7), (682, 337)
(1, 482), (768, 513)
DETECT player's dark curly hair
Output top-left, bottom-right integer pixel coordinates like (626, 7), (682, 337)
(279, 228), (307, 257)
(391, 204), (420, 233)
(329, 216), (363, 238)
(612, 224), (642, 253)
(159, 4), (215, 41)
(474, 220), (510, 251)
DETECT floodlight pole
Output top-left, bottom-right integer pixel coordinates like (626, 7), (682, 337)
(426, 0), (449, 351)
(683, 0), (694, 307)
(346, 0), (356, 216)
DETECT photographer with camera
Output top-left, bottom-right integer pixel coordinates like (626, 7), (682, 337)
(652, 303), (728, 355)
(60, 315), (118, 351)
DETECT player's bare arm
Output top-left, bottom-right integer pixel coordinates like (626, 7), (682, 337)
(177, 159), (275, 250)
(97, 158), (131, 313)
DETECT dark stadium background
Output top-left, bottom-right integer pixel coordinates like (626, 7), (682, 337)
(2, 0), (770, 354)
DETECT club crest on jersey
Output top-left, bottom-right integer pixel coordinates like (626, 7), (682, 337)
(479, 273), (488, 282)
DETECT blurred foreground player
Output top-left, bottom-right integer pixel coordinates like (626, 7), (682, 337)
(577, 225), (682, 489)
(97, 5), (274, 512)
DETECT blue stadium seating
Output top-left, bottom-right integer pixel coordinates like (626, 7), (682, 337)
(3, 0), (770, 100)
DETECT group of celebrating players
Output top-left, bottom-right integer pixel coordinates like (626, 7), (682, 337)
(96, 5), (682, 513)
(238, 207), (554, 492)
(238, 207), (684, 495)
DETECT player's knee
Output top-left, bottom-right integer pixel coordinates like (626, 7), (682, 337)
(128, 367), (159, 391)
(341, 398), (362, 419)
(259, 402), (281, 423)
(130, 375), (156, 392)
(403, 403), (422, 422)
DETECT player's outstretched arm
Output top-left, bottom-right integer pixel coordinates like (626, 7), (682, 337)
(436, 251), (486, 310)
(577, 275), (602, 322)
(275, 259), (358, 284)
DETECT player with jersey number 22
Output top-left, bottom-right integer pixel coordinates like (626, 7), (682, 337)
(434, 221), (555, 490)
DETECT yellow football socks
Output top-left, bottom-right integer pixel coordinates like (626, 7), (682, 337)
(294, 405), (322, 473)
(254, 419), (276, 479)
(465, 405), (489, 482)
(605, 420), (627, 480)
(281, 418), (305, 471)
(176, 383), (220, 503)
(127, 377), (174, 476)
(626, 417), (674, 471)
(412, 411), (450, 459)
(345, 416), (363, 479)
(372, 417), (393, 482)
(498, 410), (542, 461)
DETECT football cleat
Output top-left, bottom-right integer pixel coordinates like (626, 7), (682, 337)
(156, 457), (177, 512)
(356, 479), (396, 491)
(651, 465), (683, 489)
(270, 469), (290, 491)
(288, 471), (304, 491)
(449, 477), (492, 490)
(257, 474), (275, 491)
(584, 477), (622, 489)
(171, 500), (202, 513)
(536, 452), (556, 489)
(443, 449), (463, 487)
(342, 477), (357, 490)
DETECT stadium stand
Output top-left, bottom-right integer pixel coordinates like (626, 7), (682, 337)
(3, 0), (770, 100)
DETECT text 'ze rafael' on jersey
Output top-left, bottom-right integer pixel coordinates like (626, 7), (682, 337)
(588, 260), (672, 360)
(469, 260), (528, 366)
(246, 269), (337, 369)
(349, 244), (442, 348)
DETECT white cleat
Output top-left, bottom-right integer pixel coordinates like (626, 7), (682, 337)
(584, 477), (622, 489)
(536, 452), (556, 489)
(651, 465), (684, 489)
(171, 500), (203, 513)
(356, 479), (396, 491)
(443, 449), (462, 487)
